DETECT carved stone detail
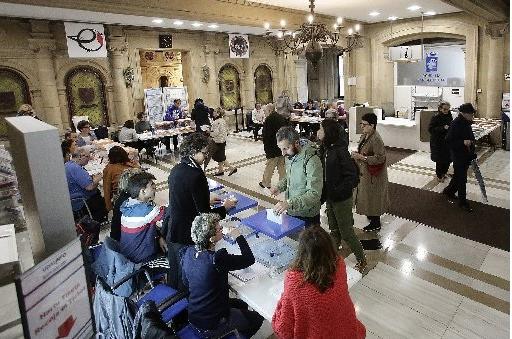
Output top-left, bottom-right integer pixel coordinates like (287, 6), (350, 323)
(28, 38), (57, 53)
(485, 22), (509, 38)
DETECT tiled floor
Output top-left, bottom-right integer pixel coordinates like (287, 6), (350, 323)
(1, 135), (509, 338)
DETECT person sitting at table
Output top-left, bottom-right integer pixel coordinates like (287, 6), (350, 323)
(272, 226), (366, 339)
(210, 107), (237, 177)
(110, 168), (143, 241)
(163, 132), (236, 290)
(304, 100), (315, 113)
(119, 120), (139, 144)
(336, 101), (348, 129)
(64, 130), (78, 142)
(17, 104), (41, 120)
(103, 146), (138, 212)
(61, 138), (77, 163)
(293, 101), (304, 109)
(119, 172), (167, 264)
(181, 213), (264, 338)
(135, 112), (152, 134)
(65, 147), (108, 222)
(76, 120), (97, 147)
(251, 103), (265, 141)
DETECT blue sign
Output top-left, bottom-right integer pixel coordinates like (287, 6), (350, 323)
(425, 51), (438, 72)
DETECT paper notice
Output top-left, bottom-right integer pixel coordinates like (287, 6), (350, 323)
(267, 209), (283, 224)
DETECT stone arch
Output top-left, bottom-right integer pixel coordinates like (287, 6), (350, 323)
(0, 62), (39, 90)
(56, 60), (111, 89)
(253, 63), (274, 105)
(369, 19), (478, 106)
(218, 63), (242, 110)
(0, 67), (33, 136)
(64, 65), (110, 128)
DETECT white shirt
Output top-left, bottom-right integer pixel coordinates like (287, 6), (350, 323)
(118, 127), (138, 143)
(252, 108), (265, 124)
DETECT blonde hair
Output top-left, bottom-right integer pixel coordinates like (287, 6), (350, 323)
(17, 104), (34, 115)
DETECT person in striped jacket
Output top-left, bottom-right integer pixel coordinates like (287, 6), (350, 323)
(119, 172), (167, 264)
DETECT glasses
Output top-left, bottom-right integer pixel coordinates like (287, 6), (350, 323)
(200, 150), (209, 157)
(360, 122), (370, 126)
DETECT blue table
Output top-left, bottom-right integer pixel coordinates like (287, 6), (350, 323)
(207, 179), (223, 192)
(240, 210), (305, 240)
(213, 191), (258, 216)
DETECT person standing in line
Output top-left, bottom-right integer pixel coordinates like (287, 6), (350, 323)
(270, 126), (323, 228)
(318, 119), (367, 272)
(162, 133), (235, 290)
(275, 90), (293, 120)
(260, 103), (287, 189)
(164, 99), (184, 153)
(272, 226), (366, 339)
(442, 103), (477, 212)
(351, 113), (390, 232)
(429, 101), (453, 182)
(251, 103), (265, 141)
(210, 108), (237, 177)
(190, 98), (211, 133)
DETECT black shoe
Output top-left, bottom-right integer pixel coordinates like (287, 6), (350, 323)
(228, 168), (238, 176)
(459, 202), (473, 212)
(442, 189), (457, 202)
(363, 223), (381, 232)
(259, 182), (266, 189)
(213, 172), (224, 176)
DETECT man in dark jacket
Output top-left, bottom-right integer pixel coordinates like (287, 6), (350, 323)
(163, 133), (235, 290)
(442, 103), (477, 212)
(429, 101), (453, 181)
(190, 98), (211, 132)
(260, 103), (288, 188)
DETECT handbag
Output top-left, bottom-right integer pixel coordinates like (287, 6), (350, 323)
(367, 162), (385, 176)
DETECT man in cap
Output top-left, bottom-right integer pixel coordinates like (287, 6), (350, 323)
(442, 103), (477, 212)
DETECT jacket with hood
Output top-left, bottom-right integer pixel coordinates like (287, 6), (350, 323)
(276, 140), (323, 218)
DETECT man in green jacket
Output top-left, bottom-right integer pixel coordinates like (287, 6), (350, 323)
(270, 126), (324, 227)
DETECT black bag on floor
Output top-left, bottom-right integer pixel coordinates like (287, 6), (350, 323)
(76, 215), (100, 247)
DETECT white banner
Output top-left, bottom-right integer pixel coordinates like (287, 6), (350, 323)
(229, 34), (250, 58)
(64, 22), (107, 58)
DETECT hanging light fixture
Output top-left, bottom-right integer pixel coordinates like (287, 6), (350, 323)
(263, 0), (363, 68)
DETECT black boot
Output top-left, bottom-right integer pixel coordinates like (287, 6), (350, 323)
(363, 216), (381, 232)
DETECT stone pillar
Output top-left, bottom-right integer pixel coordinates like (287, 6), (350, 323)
(107, 27), (131, 125)
(277, 54), (286, 94)
(295, 57), (308, 103)
(57, 88), (70, 130)
(484, 23), (508, 118)
(243, 57), (254, 109)
(202, 34), (220, 106)
(28, 34), (63, 130)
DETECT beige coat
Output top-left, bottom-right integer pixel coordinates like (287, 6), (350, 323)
(354, 130), (390, 216)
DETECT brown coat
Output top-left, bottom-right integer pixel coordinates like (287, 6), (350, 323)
(103, 163), (133, 211)
(354, 130), (390, 216)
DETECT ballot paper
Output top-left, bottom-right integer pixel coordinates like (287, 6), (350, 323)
(230, 262), (268, 282)
(266, 208), (283, 224)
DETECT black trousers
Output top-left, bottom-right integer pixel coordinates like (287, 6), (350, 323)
(444, 160), (470, 203)
(253, 123), (262, 140)
(167, 242), (187, 292)
(367, 216), (381, 226)
(435, 161), (451, 178)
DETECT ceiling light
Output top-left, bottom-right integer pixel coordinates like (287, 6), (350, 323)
(307, 14), (314, 24)
(263, 22), (270, 30)
(424, 11), (436, 16)
(369, 11), (380, 17)
(208, 24), (219, 29)
(192, 22), (203, 27)
(280, 19), (286, 28)
(388, 16), (398, 21)
(152, 18), (163, 24)
(407, 5), (421, 11)
(347, 28), (354, 35)
(337, 17), (343, 25)
(354, 24), (361, 32)
(173, 20), (183, 26)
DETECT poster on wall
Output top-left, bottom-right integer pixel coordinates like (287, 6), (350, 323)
(64, 22), (107, 58)
(162, 87), (188, 113)
(229, 34), (250, 58)
(425, 51), (438, 72)
(16, 239), (93, 339)
(144, 88), (164, 122)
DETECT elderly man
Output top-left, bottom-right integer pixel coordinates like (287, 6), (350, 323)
(65, 147), (107, 222)
(270, 126), (323, 227)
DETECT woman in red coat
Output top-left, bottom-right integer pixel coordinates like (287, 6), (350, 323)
(272, 226), (366, 339)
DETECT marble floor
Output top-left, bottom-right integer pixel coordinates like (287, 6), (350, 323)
(0, 135), (509, 338)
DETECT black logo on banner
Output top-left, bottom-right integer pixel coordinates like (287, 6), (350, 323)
(67, 28), (105, 52)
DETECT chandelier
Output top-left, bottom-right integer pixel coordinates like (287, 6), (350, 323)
(263, 0), (363, 67)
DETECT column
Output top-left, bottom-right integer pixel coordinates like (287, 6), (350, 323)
(203, 34), (220, 106)
(57, 89), (70, 130)
(295, 57), (308, 103)
(107, 28), (131, 125)
(484, 23), (507, 118)
(277, 53), (286, 93)
(28, 38), (63, 130)
(243, 57), (254, 109)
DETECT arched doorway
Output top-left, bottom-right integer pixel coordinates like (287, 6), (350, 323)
(65, 66), (109, 128)
(254, 64), (273, 105)
(219, 64), (241, 110)
(0, 68), (31, 136)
